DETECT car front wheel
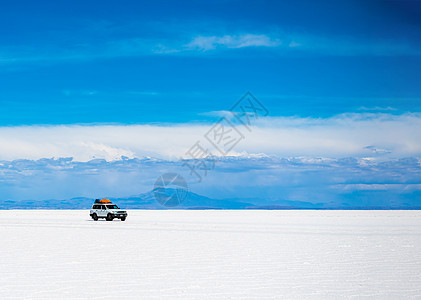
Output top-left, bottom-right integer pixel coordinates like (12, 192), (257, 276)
(121, 217), (126, 221)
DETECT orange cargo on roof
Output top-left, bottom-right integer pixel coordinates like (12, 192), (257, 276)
(99, 199), (112, 203)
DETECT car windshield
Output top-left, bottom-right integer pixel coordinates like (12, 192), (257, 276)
(106, 205), (119, 209)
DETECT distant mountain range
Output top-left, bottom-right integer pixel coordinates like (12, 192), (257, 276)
(1, 189), (420, 210)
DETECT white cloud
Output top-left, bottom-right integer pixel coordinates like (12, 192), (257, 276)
(1, 154), (420, 202)
(332, 184), (421, 191)
(1, 29), (419, 66)
(357, 106), (397, 111)
(0, 113), (420, 162)
(198, 110), (234, 118)
(185, 34), (281, 51)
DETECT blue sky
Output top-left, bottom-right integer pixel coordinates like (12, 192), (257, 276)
(0, 0), (420, 124)
(0, 0), (420, 205)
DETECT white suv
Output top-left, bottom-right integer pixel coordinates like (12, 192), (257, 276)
(90, 200), (127, 221)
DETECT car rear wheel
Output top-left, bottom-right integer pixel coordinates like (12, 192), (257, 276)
(106, 213), (114, 221)
(92, 213), (98, 221)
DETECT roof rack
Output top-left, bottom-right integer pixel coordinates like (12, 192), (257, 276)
(94, 199), (112, 203)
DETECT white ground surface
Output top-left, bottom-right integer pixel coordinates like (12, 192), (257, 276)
(0, 210), (420, 299)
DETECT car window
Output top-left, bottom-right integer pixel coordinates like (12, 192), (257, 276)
(106, 205), (119, 209)
(101, 205), (106, 210)
(93, 205), (100, 209)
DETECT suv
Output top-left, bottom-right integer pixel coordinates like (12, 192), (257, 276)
(90, 199), (127, 221)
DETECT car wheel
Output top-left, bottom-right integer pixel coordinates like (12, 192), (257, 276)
(92, 213), (98, 221)
(106, 213), (114, 221)
(121, 217), (126, 221)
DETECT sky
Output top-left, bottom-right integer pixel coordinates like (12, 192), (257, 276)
(0, 0), (420, 205)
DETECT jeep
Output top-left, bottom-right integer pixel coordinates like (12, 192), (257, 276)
(90, 199), (127, 221)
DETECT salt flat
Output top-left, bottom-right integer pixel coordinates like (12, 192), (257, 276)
(0, 210), (420, 299)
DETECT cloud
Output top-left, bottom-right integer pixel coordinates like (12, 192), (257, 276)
(358, 106), (397, 112)
(0, 155), (420, 203)
(198, 110), (234, 118)
(333, 183), (421, 191)
(184, 34), (281, 51)
(0, 109), (419, 203)
(363, 145), (392, 155)
(0, 113), (420, 162)
(1, 23), (419, 66)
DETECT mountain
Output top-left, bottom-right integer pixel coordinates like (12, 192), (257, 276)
(0, 189), (303, 209)
(1, 189), (420, 210)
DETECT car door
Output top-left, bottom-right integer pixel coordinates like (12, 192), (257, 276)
(100, 205), (107, 217)
(92, 204), (100, 215)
